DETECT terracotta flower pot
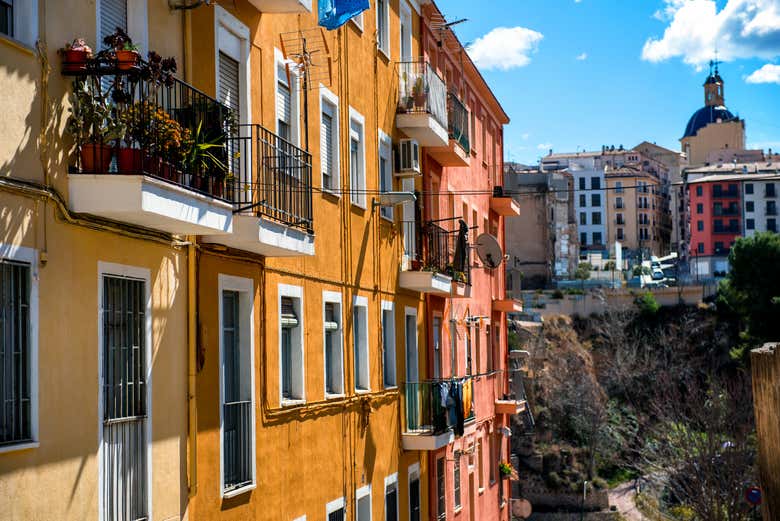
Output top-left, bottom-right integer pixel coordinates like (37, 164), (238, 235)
(62, 50), (90, 72)
(160, 162), (181, 184)
(115, 50), (139, 71)
(117, 148), (143, 173)
(143, 155), (163, 176)
(80, 143), (113, 173)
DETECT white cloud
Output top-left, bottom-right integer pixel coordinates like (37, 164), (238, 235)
(576, 52), (588, 60)
(642, 0), (780, 68)
(521, 133), (530, 140)
(537, 143), (553, 151)
(746, 63), (780, 83)
(467, 26), (543, 71)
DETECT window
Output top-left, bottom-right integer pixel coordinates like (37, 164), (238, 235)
(356, 485), (372, 521)
(696, 186), (703, 197)
(327, 498), (346, 521)
(591, 177), (601, 190)
(379, 131), (393, 220)
(746, 201), (755, 212)
(99, 265), (150, 521)
(323, 291), (344, 396)
(477, 439), (485, 490)
(220, 275), (255, 495)
(489, 433), (496, 483)
(696, 203), (704, 214)
(768, 183), (777, 198)
(579, 212), (586, 225)
(746, 218), (755, 230)
(385, 474), (399, 521)
(432, 316), (442, 379)
(404, 308), (418, 384)
(320, 87), (340, 193)
(580, 232), (587, 247)
(450, 319), (457, 377)
(409, 464), (421, 521)
(615, 197), (623, 209)
(697, 243), (705, 254)
(579, 178), (586, 190)
(745, 183), (754, 195)
(399, 2), (412, 61)
(617, 228), (624, 241)
(349, 109), (366, 207)
(697, 220), (704, 231)
(768, 201), (778, 215)
(579, 194), (586, 207)
(465, 327), (472, 376)
(436, 457), (446, 520)
(715, 241), (724, 252)
(615, 181), (623, 193)
(351, 10), (364, 31)
(0, 0), (12, 37)
(382, 302), (396, 388)
(769, 219), (778, 232)
(0, 249), (37, 451)
(279, 285), (304, 403)
(275, 52), (299, 145)
(454, 455), (461, 510)
(591, 194), (601, 207)
(376, 0), (390, 57)
(353, 296), (369, 391)
(215, 6), (249, 125)
(593, 232), (602, 245)
(592, 212), (602, 225)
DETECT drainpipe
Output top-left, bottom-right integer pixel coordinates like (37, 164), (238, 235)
(187, 241), (198, 497)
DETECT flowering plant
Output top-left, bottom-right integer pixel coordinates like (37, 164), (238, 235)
(498, 461), (513, 477)
(120, 101), (191, 160)
(60, 38), (93, 55)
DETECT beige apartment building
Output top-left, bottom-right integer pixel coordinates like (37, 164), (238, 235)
(605, 166), (665, 259)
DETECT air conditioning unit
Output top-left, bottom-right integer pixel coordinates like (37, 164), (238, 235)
(394, 139), (421, 176)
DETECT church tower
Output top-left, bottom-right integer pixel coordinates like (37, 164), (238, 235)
(704, 60), (724, 107)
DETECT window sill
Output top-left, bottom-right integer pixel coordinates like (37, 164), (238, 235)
(326, 393), (346, 400)
(322, 188), (341, 200)
(351, 201), (368, 212)
(350, 19), (364, 33)
(478, 487), (485, 495)
(378, 47), (391, 62)
(223, 483), (256, 499)
(0, 441), (39, 455)
(0, 33), (36, 56)
(355, 388), (371, 395)
(454, 506), (463, 515)
(383, 384), (398, 391)
(281, 398), (306, 407)
(379, 213), (395, 224)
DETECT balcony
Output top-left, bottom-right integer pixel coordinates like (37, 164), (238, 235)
(400, 220), (471, 295)
(766, 186), (777, 198)
(66, 64), (236, 235)
(402, 380), (475, 451)
(495, 398), (528, 416)
(713, 225), (741, 234)
(490, 189), (521, 217)
(396, 61), (449, 147)
(713, 188), (740, 199)
(766, 206), (778, 216)
(203, 125), (315, 257)
(247, 0), (311, 12)
(493, 298), (523, 314)
(713, 205), (740, 216)
(427, 93), (470, 167)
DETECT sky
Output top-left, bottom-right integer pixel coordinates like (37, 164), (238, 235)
(438, 0), (780, 165)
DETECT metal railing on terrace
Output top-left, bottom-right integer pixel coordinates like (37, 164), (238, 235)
(223, 400), (252, 492)
(404, 219), (471, 285)
(396, 61), (447, 130)
(404, 380), (475, 435)
(447, 93), (470, 152)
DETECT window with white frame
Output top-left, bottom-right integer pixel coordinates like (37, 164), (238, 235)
(432, 315), (442, 379)
(357, 485), (372, 521)
(215, 6), (250, 128)
(454, 454), (461, 509)
(351, 11), (364, 31)
(404, 308), (419, 384)
(379, 131), (393, 220)
(399, 1), (412, 61)
(320, 87), (340, 193)
(98, 0), (147, 55)
(279, 285), (304, 403)
(0, 246), (37, 451)
(220, 275), (255, 495)
(353, 296), (369, 392)
(327, 497), (346, 521)
(323, 291), (344, 396)
(349, 108), (366, 208)
(376, 0), (390, 57)
(381, 301), (396, 388)
(276, 49), (300, 145)
(409, 463), (421, 521)
(436, 457), (446, 520)
(385, 473), (399, 521)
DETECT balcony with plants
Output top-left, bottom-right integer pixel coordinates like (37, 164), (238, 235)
(427, 93), (470, 167)
(396, 61), (449, 147)
(400, 216), (471, 296)
(402, 378), (476, 451)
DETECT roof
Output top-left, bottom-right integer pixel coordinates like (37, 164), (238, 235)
(687, 173), (780, 184)
(683, 105), (738, 139)
(686, 161), (780, 175)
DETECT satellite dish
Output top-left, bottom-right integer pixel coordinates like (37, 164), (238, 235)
(475, 233), (504, 269)
(512, 499), (533, 519)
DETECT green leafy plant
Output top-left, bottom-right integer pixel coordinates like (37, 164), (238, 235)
(498, 461), (513, 477)
(66, 80), (125, 145)
(182, 120), (229, 176)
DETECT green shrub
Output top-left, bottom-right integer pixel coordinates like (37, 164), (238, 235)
(636, 292), (660, 316)
(545, 472), (563, 489)
(591, 477), (608, 490)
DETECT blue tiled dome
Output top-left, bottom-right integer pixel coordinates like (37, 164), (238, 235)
(683, 105), (736, 138)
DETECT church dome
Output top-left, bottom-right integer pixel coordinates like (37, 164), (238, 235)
(683, 105), (736, 139)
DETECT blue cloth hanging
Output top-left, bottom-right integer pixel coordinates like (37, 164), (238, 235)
(318, 0), (370, 30)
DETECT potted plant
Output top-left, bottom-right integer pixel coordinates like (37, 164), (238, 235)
(412, 76), (427, 109)
(103, 27), (139, 70)
(182, 121), (229, 194)
(498, 461), (515, 480)
(66, 80), (125, 173)
(59, 38), (93, 73)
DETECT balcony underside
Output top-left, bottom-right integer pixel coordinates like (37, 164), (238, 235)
(203, 214), (314, 257)
(427, 139), (470, 167)
(450, 281), (471, 298)
(402, 430), (454, 451)
(495, 399), (527, 416)
(399, 271), (452, 295)
(248, 0), (311, 12)
(494, 298), (524, 314)
(490, 196), (521, 217)
(396, 113), (449, 147)
(68, 174), (233, 235)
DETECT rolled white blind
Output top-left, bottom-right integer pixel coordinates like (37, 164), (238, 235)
(321, 111), (334, 180)
(219, 51), (240, 117)
(100, 0), (127, 44)
(277, 64), (292, 129)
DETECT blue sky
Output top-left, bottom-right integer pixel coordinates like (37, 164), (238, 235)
(440, 0), (780, 165)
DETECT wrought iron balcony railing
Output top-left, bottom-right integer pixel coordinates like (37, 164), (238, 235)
(405, 218), (471, 285)
(447, 93), (470, 152)
(396, 61), (447, 130)
(404, 380), (475, 435)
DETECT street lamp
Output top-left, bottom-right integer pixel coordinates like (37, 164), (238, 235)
(580, 480), (589, 521)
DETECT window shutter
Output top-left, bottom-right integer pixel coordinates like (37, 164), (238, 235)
(277, 65), (292, 128)
(100, 0), (128, 44)
(281, 297), (298, 327)
(219, 51), (240, 117)
(324, 302), (339, 331)
(321, 112), (334, 182)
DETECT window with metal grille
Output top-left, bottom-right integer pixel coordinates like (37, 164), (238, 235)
(0, 261), (31, 447)
(324, 300), (343, 395)
(454, 455), (461, 509)
(280, 296), (301, 400)
(222, 290), (253, 492)
(436, 457), (446, 520)
(0, 0), (12, 37)
(101, 275), (147, 521)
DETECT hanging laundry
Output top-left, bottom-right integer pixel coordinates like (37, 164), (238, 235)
(450, 381), (465, 436)
(432, 381), (449, 432)
(462, 379), (473, 419)
(318, 0), (370, 30)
